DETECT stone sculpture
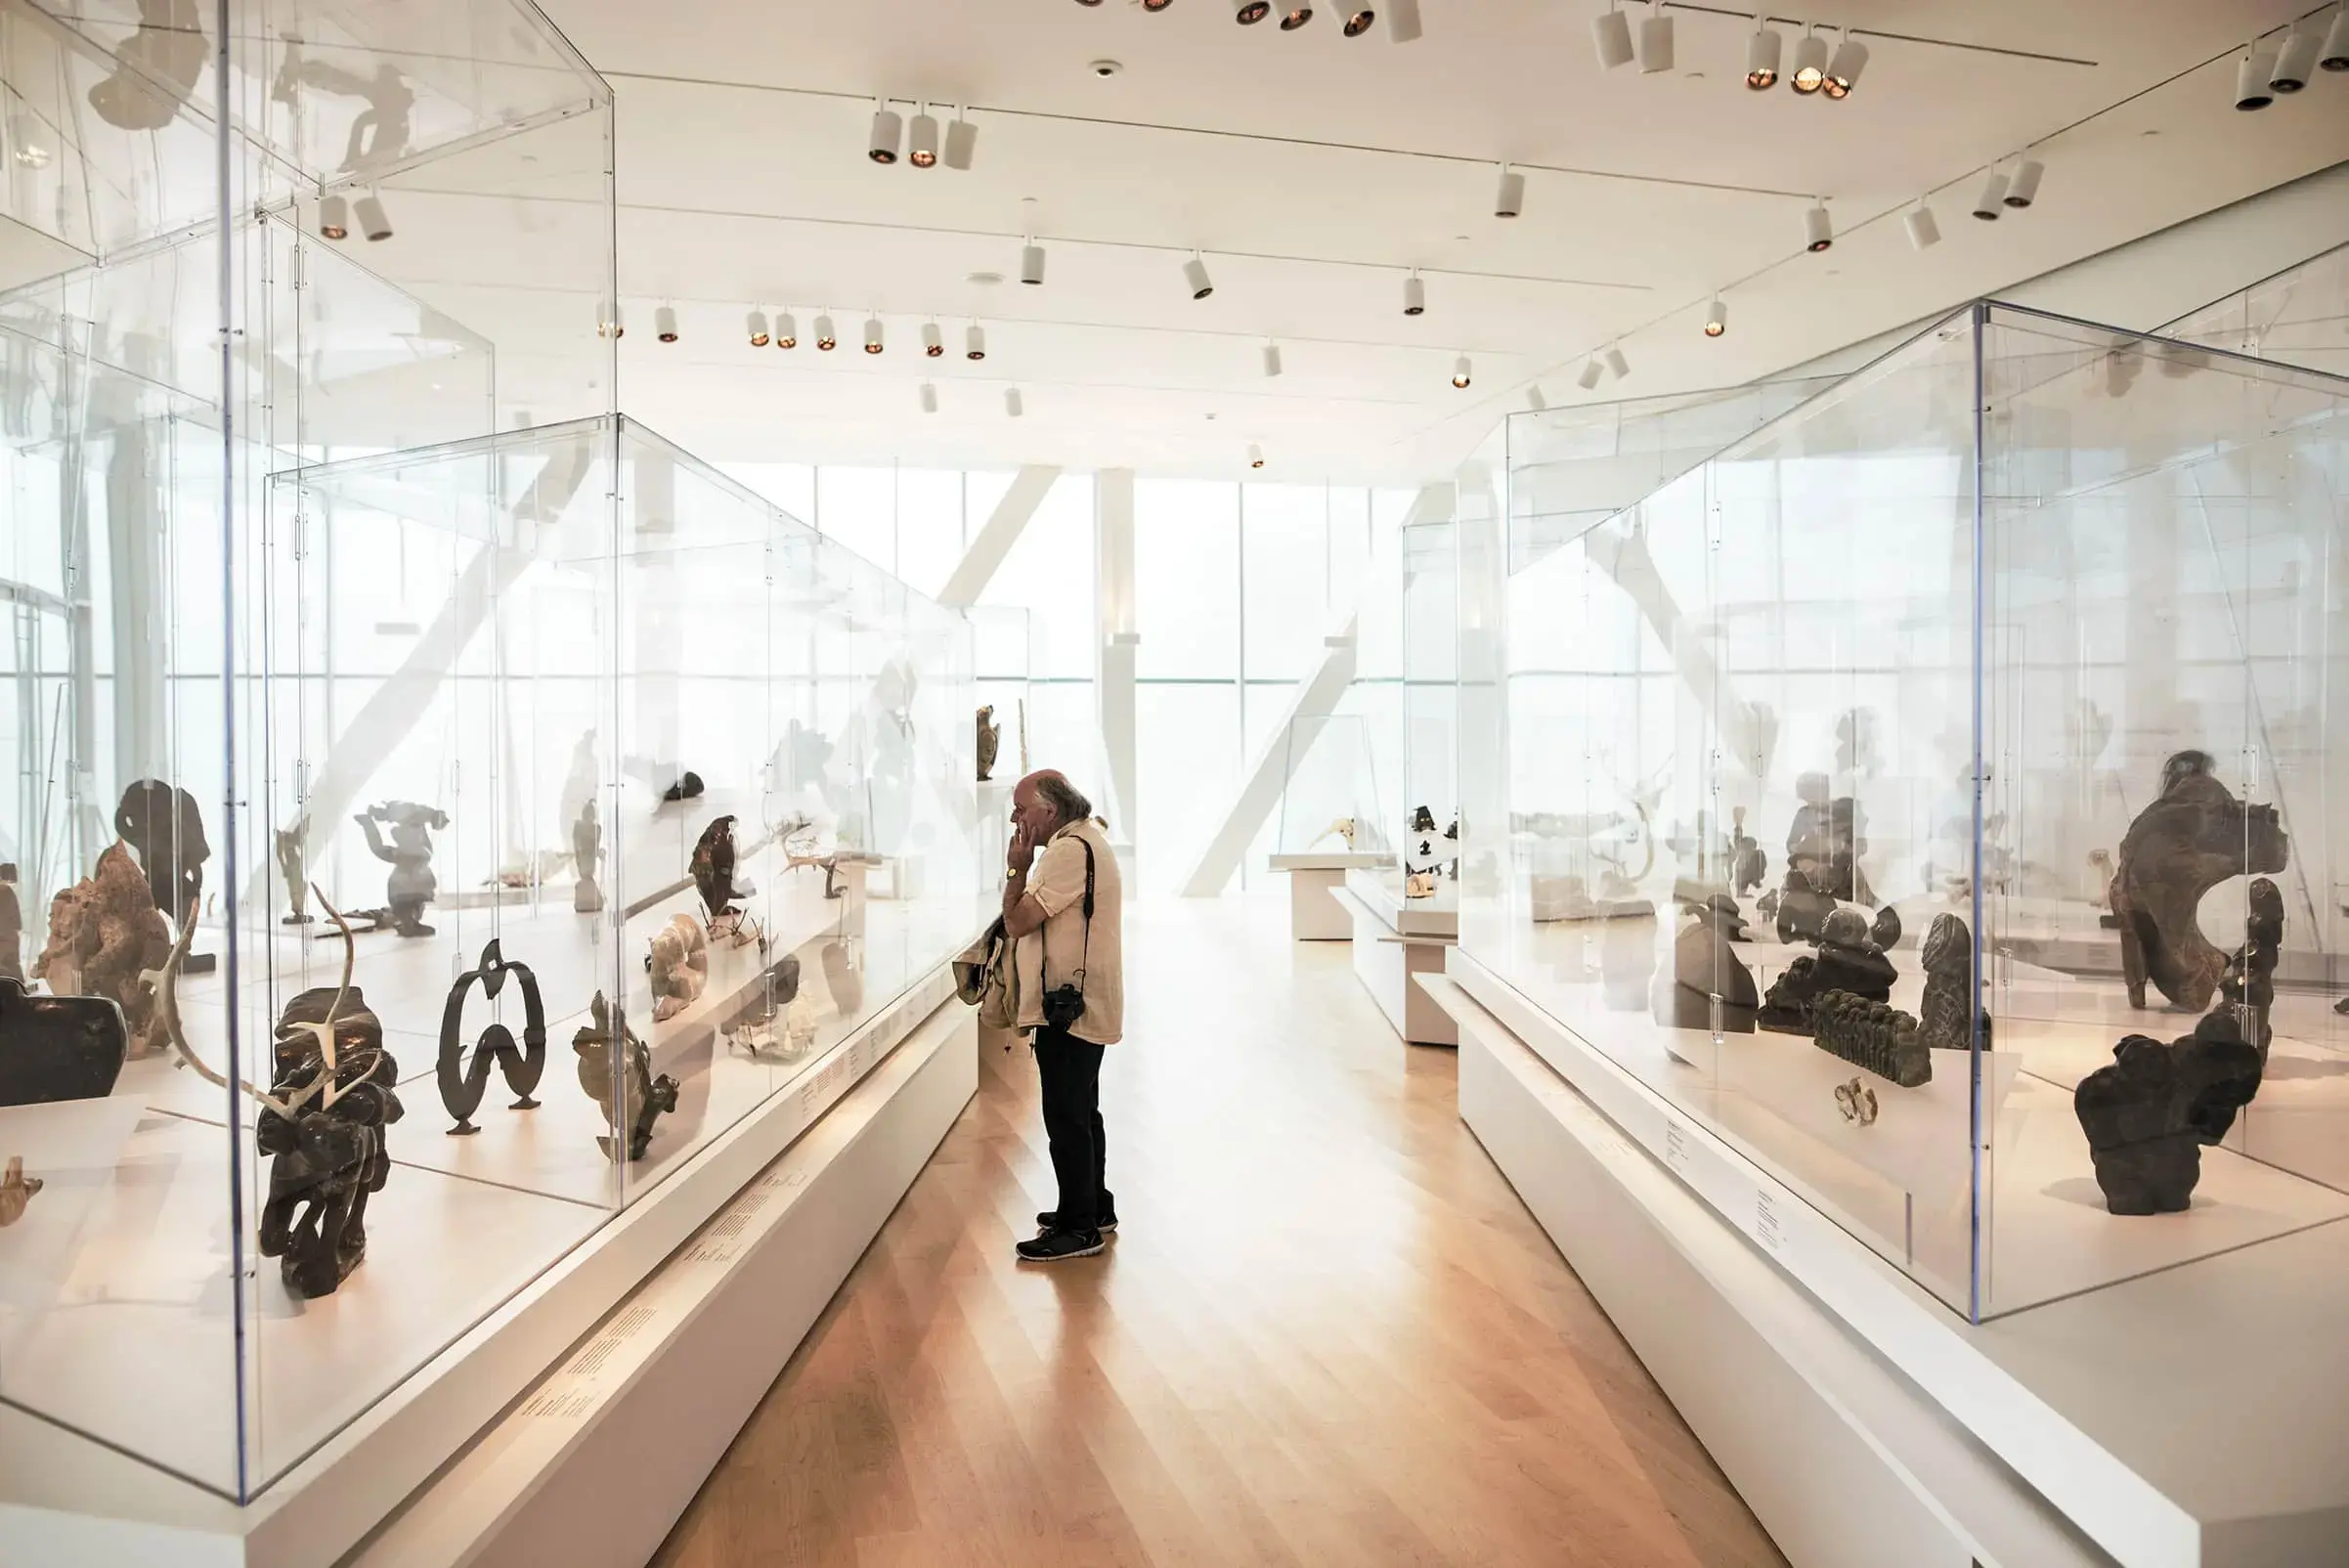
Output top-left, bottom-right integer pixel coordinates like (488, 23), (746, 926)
(1729, 807), (1766, 896)
(1651, 895), (1758, 1032)
(1772, 867), (1836, 945)
(691, 815), (761, 947)
(1811, 991), (1931, 1087)
(0, 978), (129, 1106)
(1833, 1076), (1879, 1126)
(2216, 876), (2284, 1059)
(1916, 913), (1990, 1052)
(276, 824), (314, 924)
(661, 770), (706, 804)
(115, 779), (213, 973)
(977, 706), (1000, 783)
(573, 800), (605, 913)
(0, 863), (20, 982)
(723, 953), (805, 1057)
(2075, 1012), (2264, 1215)
(2109, 751), (2289, 1012)
(647, 912), (709, 1022)
(1759, 908), (1896, 1035)
(0, 1154), (39, 1226)
(354, 801), (450, 937)
(34, 843), (171, 1057)
(1311, 818), (1359, 852)
(1870, 906), (1901, 950)
(1786, 772), (1873, 906)
(435, 939), (546, 1135)
(574, 991), (676, 1161)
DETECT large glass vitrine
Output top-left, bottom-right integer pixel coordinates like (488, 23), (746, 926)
(1459, 300), (2349, 1323)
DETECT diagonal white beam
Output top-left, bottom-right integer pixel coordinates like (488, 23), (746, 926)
(937, 464), (1062, 608)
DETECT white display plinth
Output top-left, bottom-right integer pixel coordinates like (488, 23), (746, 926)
(1267, 851), (1389, 940)
(1337, 869), (1457, 1047)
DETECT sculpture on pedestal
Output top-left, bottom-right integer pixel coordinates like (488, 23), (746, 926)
(34, 843), (171, 1057)
(647, 912), (710, 1022)
(1917, 912), (1990, 1052)
(1811, 991), (1931, 1087)
(354, 801), (450, 937)
(115, 779), (214, 973)
(2075, 1012), (2264, 1215)
(574, 991), (675, 1161)
(977, 706), (1000, 783)
(1652, 895), (1758, 1032)
(573, 800), (605, 913)
(2216, 876), (2284, 1059)
(435, 939), (546, 1135)
(2109, 751), (2289, 1012)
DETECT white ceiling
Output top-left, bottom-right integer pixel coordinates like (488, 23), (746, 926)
(534, 0), (2349, 482)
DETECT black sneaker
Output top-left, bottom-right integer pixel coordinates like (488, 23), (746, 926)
(1016, 1228), (1105, 1263)
(1036, 1207), (1117, 1234)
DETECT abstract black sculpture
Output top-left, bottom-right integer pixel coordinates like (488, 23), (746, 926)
(2075, 1013), (2264, 1215)
(355, 801), (450, 937)
(574, 991), (676, 1161)
(1811, 991), (1931, 1088)
(1917, 913), (1990, 1052)
(0, 977), (128, 1106)
(115, 779), (214, 973)
(1652, 895), (1758, 1032)
(435, 939), (546, 1135)
(1760, 908), (1896, 1035)
(2109, 751), (2288, 1012)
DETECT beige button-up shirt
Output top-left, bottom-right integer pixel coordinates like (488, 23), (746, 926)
(1014, 817), (1123, 1045)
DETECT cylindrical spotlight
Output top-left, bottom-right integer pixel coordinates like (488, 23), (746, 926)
(1577, 357), (1604, 390)
(1184, 255), (1215, 299)
(319, 192), (350, 240)
(1248, 443), (1266, 469)
(1076, 0), (1103, 6)
(1804, 203), (1833, 252)
(1791, 29), (1827, 93)
(2323, 7), (2349, 70)
(1387, 0), (1421, 41)
(1636, 4), (1674, 72)
(597, 298), (624, 339)
(1143, 0), (1174, 10)
(863, 316), (884, 354)
(908, 109), (939, 167)
(1451, 354), (1472, 389)
(1279, 4), (1313, 29)
(1704, 296), (1726, 338)
(920, 382), (938, 414)
(868, 104), (902, 163)
(1604, 344), (1631, 379)
(1235, 0), (1271, 22)
(1824, 33), (1868, 98)
(815, 313), (838, 351)
(1904, 201), (1941, 250)
(1495, 165), (1525, 219)
(776, 311), (798, 349)
(1746, 23), (1781, 89)
(943, 114), (978, 170)
(2004, 159), (2044, 208)
(1972, 172), (2008, 219)
(747, 308), (770, 347)
(1342, 6), (1374, 36)
(355, 192), (391, 241)
(966, 324), (987, 361)
(2236, 47), (2277, 109)
(2272, 29), (2319, 91)
(1591, 4), (1632, 68)
(1021, 241), (1046, 286)
(1403, 273), (1425, 316)
(656, 304), (679, 343)
(1262, 342), (1283, 377)
(1005, 388), (1024, 417)
(922, 322), (944, 358)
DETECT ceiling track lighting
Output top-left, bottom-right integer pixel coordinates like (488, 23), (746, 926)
(1495, 164), (1525, 219)
(1576, 357), (1604, 390)
(943, 110), (978, 170)
(1342, 6), (1374, 36)
(1248, 442), (1266, 469)
(922, 321), (944, 358)
(1746, 18), (1781, 89)
(1636, 1), (1674, 73)
(920, 382), (938, 414)
(1183, 253), (1215, 299)
(355, 191), (391, 241)
(1005, 388), (1024, 417)
(746, 308), (769, 347)
(1972, 171), (2008, 219)
(596, 298), (623, 339)
(1451, 354), (1472, 389)
(1021, 240), (1046, 286)
(2270, 27), (2319, 92)
(656, 303), (679, 343)
(2323, 7), (2349, 71)
(1803, 202), (1833, 252)
(1604, 344), (1631, 379)
(815, 313), (838, 351)
(1704, 296), (1726, 337)
(966, 323), (987, 361)
(908, 106), (939, 167)
(1904, 200), (1940, 250)
(1591, 2), (1632, 69)
(1236, 0), (1271, 22)
(1279, 3), (1313, 29)
(1262, 341), (1283, 377)
(1142, 0), (1174, 10)
(776, 311), (798, 349)
(1387, 0), (1421, 42)
(2004, 158), (2043, 208)
(1824, 30), (1867, 98)
(2236, 46), (2278, 109)
(1791, 27), (1826, 93)
(868, 100), (902, 163)
(863, 315), (885, 354)
(318, 191), (349, 240)
(1403, 272), (1425, 316)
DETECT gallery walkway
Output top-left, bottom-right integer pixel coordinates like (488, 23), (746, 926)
(651, 895), (1783, 1568)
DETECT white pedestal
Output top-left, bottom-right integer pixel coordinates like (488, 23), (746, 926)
(1336, 870), (1457, 1047)
(1267, 851), (1388, 941)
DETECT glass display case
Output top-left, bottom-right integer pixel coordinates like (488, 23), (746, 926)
(2156, 240), (2348, 381)
(1460, 299), (2349, 1323)
(1352, 497), (1460, 896)
(1273, 714), (1386, 857)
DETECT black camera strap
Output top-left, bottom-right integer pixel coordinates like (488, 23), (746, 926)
(1046, 831), (1096, 998)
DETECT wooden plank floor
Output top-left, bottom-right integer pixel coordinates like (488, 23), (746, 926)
(650, 896), (1787, 1568)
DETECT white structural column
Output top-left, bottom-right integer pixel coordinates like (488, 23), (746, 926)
(936, 464), (1062, 608)
(1095, 469), (1138, 863)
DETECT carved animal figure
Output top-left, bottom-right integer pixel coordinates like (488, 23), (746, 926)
(573, 992), (676, 1161)
(2109, 752), (2288, 1011)
(647, 913), (709, 1022)
(2075, 1012), (2263, 1215)
(34, 843), (171, 1056)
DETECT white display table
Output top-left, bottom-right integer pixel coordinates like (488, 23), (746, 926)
(1267, 851), (1392, 940)
(1333, 869), (1457, 1046)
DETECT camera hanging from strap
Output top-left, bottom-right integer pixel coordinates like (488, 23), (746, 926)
(1040, 833), (1096, 1032)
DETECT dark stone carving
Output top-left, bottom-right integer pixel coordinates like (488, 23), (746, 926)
(1870, 906), (1902, 950)
(114, 779), (214, 973)
(258, 981), (403, 1298)
(1812, 990), (1931, 1087)
(692, 815), (746, 926)
(724, 953), (805, 1055)
(2216, 876), (2284, 1059)
(0, 977), (128, 1105)
(1409, 805), (1437, 835)
(1786, 772), (1874, 906)
(661, 771), (705, 803)
(0, 863), (20, 983)
(33, 843), (171, 1057)
(1773, 867), (1836, 945)
(574, 992), (675, 1161)
(2110, 751), (2289, 1012)
(1729, 807), (1766, 896)
(435, 939), (546, 1135)
(1652, 896), (1758, 1032)
(355, 801), (450, 937)
(1917, 913), (1990, 1052)
(1760, 908), (1895, 1035)
(2075, 1013), (2264, 1215)
(573, 800), (605, 913)
(977, 706), (1000, 783)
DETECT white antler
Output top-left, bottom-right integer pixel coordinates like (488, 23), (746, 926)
(144, 904), (319, 1121)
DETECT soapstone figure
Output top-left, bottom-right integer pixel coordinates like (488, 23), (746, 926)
(2075, 1012), (2263, 1215)
(33, 843), (171, 1056)
(277, 824), (315, 924)
(1651, 894), (1758, 1033)
(114, 779), (214, 972)
(977, 706), (1000, 783)
(2108, 751), (2288, 1011)
(2216, 876), (2284, 1059)
(574, 991), (676, 1160)
(1917, 912), (1990, 1051)
(257, 978), (401, 1297)
(0, 976), (129, 1105)
(573, 799), (605, 913)
(1811, 991), (1931, 1088)
(647, 912), (710, 1022)
(1759, 908), (1896, 1035)
(355, 801), (450, 937)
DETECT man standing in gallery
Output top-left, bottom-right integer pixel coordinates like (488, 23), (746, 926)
(1002, 768), (1123, 1262)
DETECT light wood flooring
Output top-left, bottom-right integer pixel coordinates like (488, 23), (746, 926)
(650, 895), (1787, 1568)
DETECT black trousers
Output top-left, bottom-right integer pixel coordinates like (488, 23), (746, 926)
(1034, 1024), (1108, 1232)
